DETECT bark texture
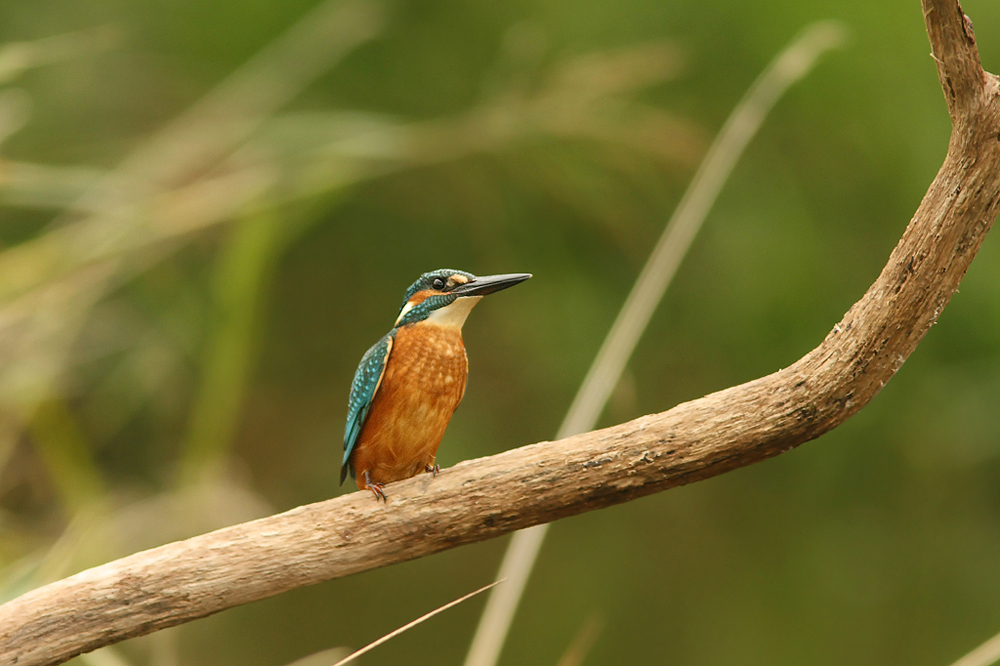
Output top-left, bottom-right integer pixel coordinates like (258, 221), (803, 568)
(1, 1), (998, 664)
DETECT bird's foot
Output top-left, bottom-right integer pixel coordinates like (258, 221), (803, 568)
(364, 471), (387, 502)
(369, 483), (386, 501)
(425, 463), (440, 476)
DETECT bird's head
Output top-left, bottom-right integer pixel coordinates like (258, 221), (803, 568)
(394, 269), (531, 329)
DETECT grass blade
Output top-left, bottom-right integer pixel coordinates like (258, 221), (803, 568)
(947, 630), (1000, 666)
(333, 580), (504, 666)
(463, 20), (847, 666)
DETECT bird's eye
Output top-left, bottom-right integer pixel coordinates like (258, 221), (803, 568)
(432, 277), (446, 290)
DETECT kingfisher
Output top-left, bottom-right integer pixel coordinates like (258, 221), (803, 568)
(341, 268), (531, 500)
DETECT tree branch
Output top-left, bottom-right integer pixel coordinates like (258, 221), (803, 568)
(2, 1), (998, 664)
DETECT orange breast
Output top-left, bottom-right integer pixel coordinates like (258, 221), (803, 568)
(352, 323), (468, 487)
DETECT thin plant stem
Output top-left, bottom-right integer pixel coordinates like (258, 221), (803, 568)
(180, 207), (285, 484)
(462, 20), (847, 666)
(27, 399), (105, 511)
(331, 580), (503, 666)
(555, 614), (604, 666)
(947, 631), (1000, 666)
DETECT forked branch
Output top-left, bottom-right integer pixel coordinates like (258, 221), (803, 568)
(2, 1), (998, 664)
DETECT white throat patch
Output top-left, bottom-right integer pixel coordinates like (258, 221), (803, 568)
(395, 300), (416, 325)
(425, 296), (483, 329)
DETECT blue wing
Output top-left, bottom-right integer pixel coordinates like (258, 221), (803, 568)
(341, 332), (394, 484)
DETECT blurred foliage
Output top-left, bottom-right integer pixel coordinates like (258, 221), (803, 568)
(0, 0), (999, 665)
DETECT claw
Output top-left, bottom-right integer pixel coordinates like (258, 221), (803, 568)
(364, 471), (387, 502)
(425, 463), (440, 476)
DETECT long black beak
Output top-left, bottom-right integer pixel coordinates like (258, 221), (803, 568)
(452, 272), (532, 297)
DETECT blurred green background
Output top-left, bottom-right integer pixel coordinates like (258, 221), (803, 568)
(1, 0), (999, 664)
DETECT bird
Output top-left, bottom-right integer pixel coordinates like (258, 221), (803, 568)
(341, 268), (531, 500)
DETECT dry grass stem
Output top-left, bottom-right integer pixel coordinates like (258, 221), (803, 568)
(0, 3), (996, 666)
(947, 630), (1000, 666)
(555, 614), (604, 666)
(462, 20), (847, 666)
(330, 580), (503, 666)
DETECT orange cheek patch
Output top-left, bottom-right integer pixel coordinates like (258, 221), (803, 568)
(396, 290), (436, 324)
(407, 290), (433, 306)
